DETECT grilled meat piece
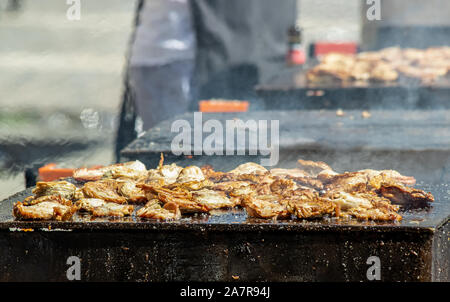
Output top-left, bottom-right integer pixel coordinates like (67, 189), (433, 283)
(322, 172), (372, 192)
(102, 160), (147, 180)
(324, 191), (401, 221)
(160, 163), (183, 184)
(358, 169), (416, 186)
(13, 195), (77, 221)
(176, 166), (205, 183)
(242, 194), (290, 220)
(32, 181), (77, 200)
(201, 165), (228, 182)
(228, 162), (268, 175)
(137, 200), (181, 220)
(139, 184), (209, 213)
(82, 179), (127, 204)
(307, 47), (450, 85)
(115, 180), (147, 203)
(321, 169), (416, 192)
(212, 181), (251, 193)
(20, 195), (73, 206)
(144, 163), (183, 185)
(287, 191), (337, 219)
(255, 178), (298, 196)
(76, 198), (134, 217)
(378, 183), (434, 208)
(192, 189), (238, 209)
(166, 179), (214, 191)
(74, 160), (147, 181)
(289, 176), (324, 190)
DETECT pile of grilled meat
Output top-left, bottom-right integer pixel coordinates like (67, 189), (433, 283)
(307, 46), (450, 85)
(13, 157), (434, 222)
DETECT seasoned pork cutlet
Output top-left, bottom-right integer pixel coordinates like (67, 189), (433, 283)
(82, 179), (127, 204)
(76, 198), (134, 217)
(13, 195), (77, 221)
(137, 200), (181, 220)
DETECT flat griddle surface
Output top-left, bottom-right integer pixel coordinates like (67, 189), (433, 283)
(1, 183), (448, 232)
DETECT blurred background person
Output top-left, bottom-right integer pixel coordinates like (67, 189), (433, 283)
(116, 0), (297, 159)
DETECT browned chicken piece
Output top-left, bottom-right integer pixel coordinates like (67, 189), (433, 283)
(166, 179), (214, 191)
(139, 184), (209, 213)
(324, 191), (401, 221)
(176, 166), (206, 183)
(322, 172), (372, 192)
(73, 160), (147, 181)
(378, 183), (434, 208)
(144, 163), (183, 185)
(103, 161), (147, 179)
(297, 159), (334, 177)
(233, 172), (271, 183)
(242, 194), (290, 220)
(254, 178), (298, 196)
(358, 169), (416, 186)
(228, 184), (258, 206)
(72, 168), (105, 182)
(13, 195), (77, 221)
(20, 195), (73, 206)
(201, 165), (229, 182)
(228, 162), (268, 175)
(82, 179), (127, 204)
(192, 189), (238, 209)
(76, 198), (134, 217)
(286, 190), (337, 219)
(160, 163), (183, 183)
(306, 53), (355, 84)
(308, 47), (450, 85)
(158, 190), (209, 213)
(115, 180), (147, 203)
(307, 67), (351, 84)
(289, 176), (324, 190)
(212, 181), (251, 193)
(137, 201), (181, 220)
(321, 169), (415, 190)
(32, 181), (77, 200)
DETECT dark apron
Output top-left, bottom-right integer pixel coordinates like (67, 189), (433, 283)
(116, 0), (297, 160)
(191, 0), (297, 102)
